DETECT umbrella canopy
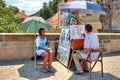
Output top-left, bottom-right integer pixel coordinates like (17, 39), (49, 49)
(60, 1), (106, 15)
(19, 16), (51, 33)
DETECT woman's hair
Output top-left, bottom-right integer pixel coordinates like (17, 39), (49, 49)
(85, 24), (92, 32)
(38, 28), (45, 35)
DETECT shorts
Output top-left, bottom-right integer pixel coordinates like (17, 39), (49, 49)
(36, 49), (47, 56)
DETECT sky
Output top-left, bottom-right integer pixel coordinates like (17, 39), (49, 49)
(5, 0), (51, 15)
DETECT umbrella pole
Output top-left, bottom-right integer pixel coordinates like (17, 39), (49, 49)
(34, 32), (36, 69)
(75, 10), (86, 37)
(34, 22), (37, 69)
(75, 10), (81, 25)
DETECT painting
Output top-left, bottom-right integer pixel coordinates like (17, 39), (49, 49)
(62, 12), (72, 28)
(59, 29), (70, 48)
(57, 45), (70, 67)
(69, 16), (78, 25)
(70, 25), (85, 40)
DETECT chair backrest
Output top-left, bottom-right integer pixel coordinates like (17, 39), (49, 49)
(71, 39), (84, 50)
(87, 48), (104, 61)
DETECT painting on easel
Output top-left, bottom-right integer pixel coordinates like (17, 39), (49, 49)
(70, 25), (85, 40)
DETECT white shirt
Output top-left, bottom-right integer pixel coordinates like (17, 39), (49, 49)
(80, 32), (100, 61)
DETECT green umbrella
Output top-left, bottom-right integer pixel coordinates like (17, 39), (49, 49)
(19, 16), (51, 33)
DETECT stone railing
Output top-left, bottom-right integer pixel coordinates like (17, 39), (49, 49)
(0, 33), (59, 60)
(0, 33), (120, 60)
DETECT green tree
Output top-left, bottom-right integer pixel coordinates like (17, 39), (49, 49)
(49, 1), (55, 16)
(32, 0), (60, 20)
(0, 0), (6, 7)
(0, 0), (21, 33)
(7, 5), (19, 14)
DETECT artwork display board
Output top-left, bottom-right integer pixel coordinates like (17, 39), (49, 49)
(59, 29), (70, 48)
(57, 12), (85, 67)
(57, 28), (71, 67)
(57, 45), (70, 66)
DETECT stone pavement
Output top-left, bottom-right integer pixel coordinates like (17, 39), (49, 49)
(0, 52), (120, 80)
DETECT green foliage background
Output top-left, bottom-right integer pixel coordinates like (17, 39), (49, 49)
(0, 0), (61, 33)
(32, 0), (61, 20)
(0, 0), (20, 33)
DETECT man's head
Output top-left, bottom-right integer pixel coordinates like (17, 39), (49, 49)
(85, 24), (92, 34)
(38, 28), (45, 36)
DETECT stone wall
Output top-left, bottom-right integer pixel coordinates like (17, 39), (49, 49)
(0, 33), (59, 60)
(104, 39), (120, 53)
(0, 33), (120, 60)
(0, 42), (34, 60)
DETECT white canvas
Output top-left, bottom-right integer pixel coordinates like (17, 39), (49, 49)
(70, 25), (85, 39)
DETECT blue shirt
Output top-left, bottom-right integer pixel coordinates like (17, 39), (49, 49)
(35, 36), (47, 48)
(35, 36), (47, 55)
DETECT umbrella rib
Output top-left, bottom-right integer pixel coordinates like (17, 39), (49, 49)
(20, 20), (33, 32)
(22, 20), (34, 32)
(26, 20), (35, 32)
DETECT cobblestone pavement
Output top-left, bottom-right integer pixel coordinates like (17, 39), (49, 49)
(0, 52), (120, 80)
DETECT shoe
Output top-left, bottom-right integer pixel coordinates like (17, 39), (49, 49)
(83, 70), (89, 73)
(47, 68), (54, 73)
(74, 70), (83, 75)
(47, 66), (54, 73)
(41, 69), (48, 73)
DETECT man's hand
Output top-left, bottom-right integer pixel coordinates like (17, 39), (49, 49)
(80, 50), (84, 53)
(80, 48), (90, 54)
(38, 46), (50, 52)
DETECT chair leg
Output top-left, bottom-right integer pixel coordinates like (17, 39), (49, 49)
(101, 56), (103, 77)
(89, 62), (92, 80)
(34, 51), (37, 69)
(91, 61), (97, 70)
(34, 55), (37, 69)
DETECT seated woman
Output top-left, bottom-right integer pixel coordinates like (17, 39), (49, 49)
(35, 28), (53, 73)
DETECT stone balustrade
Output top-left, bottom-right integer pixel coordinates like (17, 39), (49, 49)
(0, 33), (120, 60)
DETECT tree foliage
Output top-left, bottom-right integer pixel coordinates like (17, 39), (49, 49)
(0, 0), (6, 7)
(0, 0), (20, 33)
(32, 0), (61, 20)
(7, 5), (19, 14)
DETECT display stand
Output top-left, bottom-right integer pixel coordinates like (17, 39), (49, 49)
(57, 10), (85, 68)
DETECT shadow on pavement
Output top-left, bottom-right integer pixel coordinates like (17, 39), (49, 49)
(68, 71), (120, 80)
(103, 51), (120, 57)
(0, 59), (57, 80)
(18, 60), (57, 80)
(0, 60), (28, 66)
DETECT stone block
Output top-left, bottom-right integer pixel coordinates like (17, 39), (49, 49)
(103, 39), (120, 53)
(0, 42), (34, 60)
(0, 41), (56, 60)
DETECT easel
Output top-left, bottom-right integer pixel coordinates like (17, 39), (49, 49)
(67, 10), (84, 69)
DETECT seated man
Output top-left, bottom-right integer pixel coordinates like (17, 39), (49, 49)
(35, 28), (53, 73)
(73, 24), (100, 74)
